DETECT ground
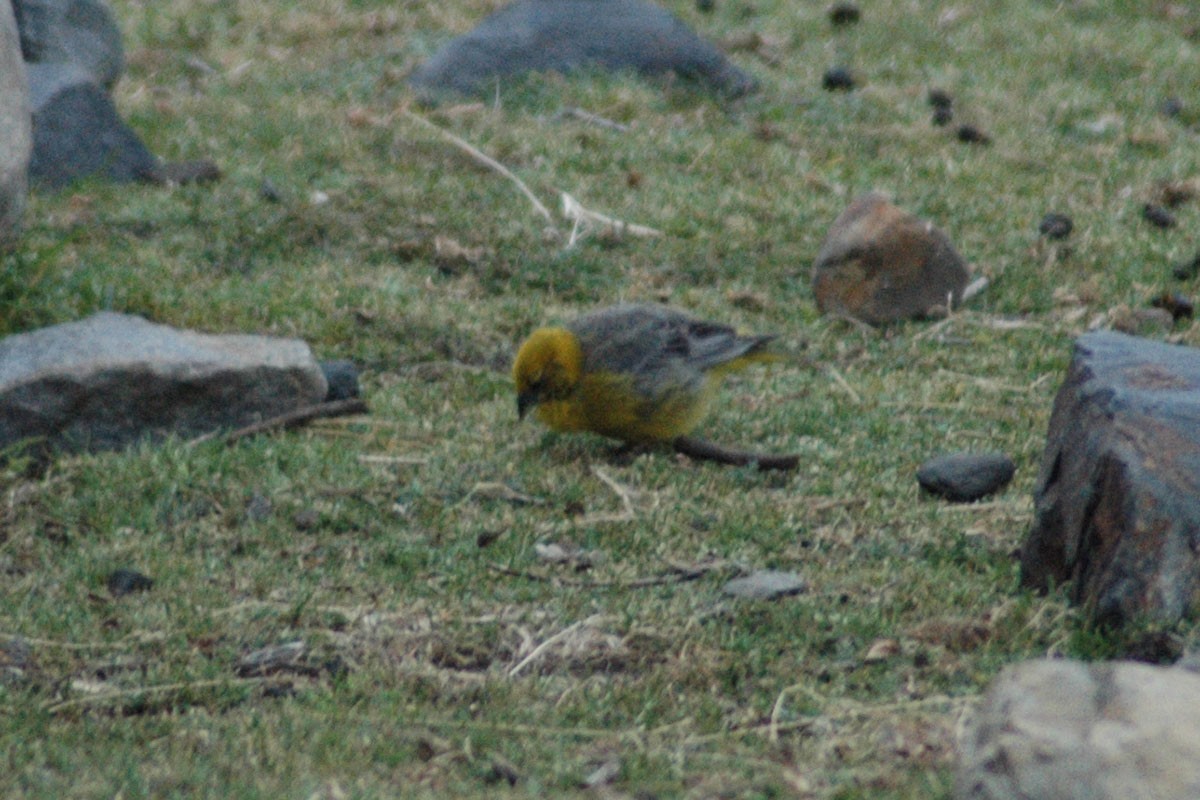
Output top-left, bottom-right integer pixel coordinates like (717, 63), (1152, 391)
(3, 1), (1200, 797)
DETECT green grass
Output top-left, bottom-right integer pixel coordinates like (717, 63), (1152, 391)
(3, 0), (1200, 796)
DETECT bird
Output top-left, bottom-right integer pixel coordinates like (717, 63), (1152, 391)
(512, 303), (779, 444)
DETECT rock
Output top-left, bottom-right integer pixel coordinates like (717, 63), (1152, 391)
(821, 66), (856, 91)
(319, 359), (360, 401)
(13, 0), (124, 89)
(812, 192), (971, 324)
(1150, 291), (1194, 322)
(917, 452), (1015, 502)
(27, 64), (160, 188)
(956, 124), (991, 145)
(1142, 203), (1176, 229)
(1019, 331), (1200, 627)
(106, 567), (153, 597)
(408, 0), (757, 99)
(828, 3), (860, 25)
(1038, 212), (1073, 240)
(0, 0), (31, 244)
(0, 312), (328, 458)
(721, 569), (806, 600)
(955, 659), (1200, 800)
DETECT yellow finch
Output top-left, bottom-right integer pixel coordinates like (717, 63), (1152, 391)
(512, 303), (778, 443)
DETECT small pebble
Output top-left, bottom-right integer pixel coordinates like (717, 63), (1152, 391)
(1151, 291), (1195, 321)
(956, 124), (991, 145)
(1039, 212), (1074, 240)
(722, 570), (807, 600)
(917, 452), (1015, 502)
(695, 0), (714, 12)
(828, 2), (860, 25)
(320, 359), (360, 401)
(1161, 97), (1184, 118)
(1143, 204), (1177, 229)
(259, 179), (282, 203)
(927, 88), (954, 110)
(822, 67), (857, 92)
(1172, 253), (1200, 281)
(107, 568), (154, 597)
(932, 106), (954, 127)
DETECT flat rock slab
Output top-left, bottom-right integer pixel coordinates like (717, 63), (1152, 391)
(0, 312), (328, 457)
(956, 659), (1200, 800)
(1019, 331), (1200, 627)
(812, 192), (970, 324)
(409, 0), (757, 99)
(14, 0), (125, 89)
(918, 452), (1015, 502)
(722, 570), (806, 600)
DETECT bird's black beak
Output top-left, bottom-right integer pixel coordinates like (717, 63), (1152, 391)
(517, 391), (536, 420)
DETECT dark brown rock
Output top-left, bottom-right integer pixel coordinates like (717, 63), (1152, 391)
(1038, 212), (1073, 240)
(1019, 331), (1200, 627)
(812, 192), (971, 324)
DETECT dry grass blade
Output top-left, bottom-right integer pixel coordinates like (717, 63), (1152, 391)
(508, 614), (614, 677)
(187, 399), (369, 446)
(561, 192), (663, 246)
(401, 108), (555, 224)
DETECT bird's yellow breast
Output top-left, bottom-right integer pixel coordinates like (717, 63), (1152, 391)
(534, 370), (718, 442)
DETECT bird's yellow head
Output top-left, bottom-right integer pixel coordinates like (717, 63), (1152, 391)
(512, 327), (585, 420)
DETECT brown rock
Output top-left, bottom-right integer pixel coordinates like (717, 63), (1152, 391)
(956, 659), (1200, 800)
(1019, 331), (1200, 627)
(812, 192), (970, 324)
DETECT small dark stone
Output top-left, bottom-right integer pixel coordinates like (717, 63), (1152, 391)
(828, 2), (860, 25)
(260, 179), (282, 203)
(932, 106), (953, 127)
(1039, 212), (1073, 240)
(1161, 97), (1184, 118)
(107, 568), (154, 597)
(822, 66), (856, 92)
(319, 360), (360, 401)
(1151, 292), (1195, 321)
(245, 493), (272, 522)
(917, 452), (1015, 502)
(1122, 630), (1184, 665)
(927, 88), (953, 109)
(292, 509), (320, 530)
(1143, 204), (1177, 229)
(956, 124), (991, 145)
(1173, 253), (1200, 281)
(695, 0), (714, 12)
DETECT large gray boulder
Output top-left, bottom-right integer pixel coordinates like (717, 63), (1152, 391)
(0, 312), (328, 457)
(956, 659), (1200, 800)
(409, 0), (757, 99)
(1019, 331), (1200, 627)
(13, 0), (124, 89)
(26, 62), (159, 188)
(0, 0), (31, 243)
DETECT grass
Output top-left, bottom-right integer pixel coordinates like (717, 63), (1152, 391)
(3, 0), (1200, 796)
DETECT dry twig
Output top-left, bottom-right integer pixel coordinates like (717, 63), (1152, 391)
(189, 398), (369, 446)
(673, 436), (800, 471)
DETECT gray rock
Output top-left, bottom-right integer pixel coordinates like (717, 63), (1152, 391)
(1020, 331), (1200, 627)
(0, 312), (328, 457)
(956, 659), (1200, 800)
(721, 569), (806, 600)
(0, 0), (31, 244)
(319, 359), (360, 401)
(409, 0), (757, 99)
(27, 65), (160, 188)
(13, 0), (124, 89)
(917, 452), (1015, 502)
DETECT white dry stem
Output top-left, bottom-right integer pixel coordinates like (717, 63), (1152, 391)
(561, 192), (663, 248)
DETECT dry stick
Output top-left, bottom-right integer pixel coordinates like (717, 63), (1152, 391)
(189, 398), (369, 446)
(400, 108), (554, 224)
(488, 563), (710, 589)
(43, 676), (294, 714)
(672, 436), (800, 472)
(508, 613), (612, 677)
